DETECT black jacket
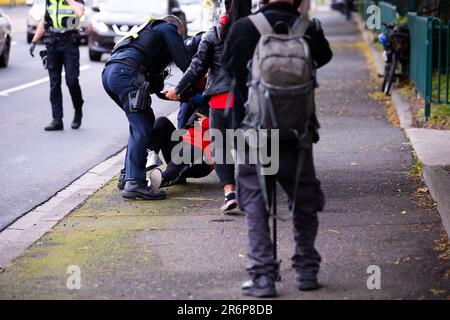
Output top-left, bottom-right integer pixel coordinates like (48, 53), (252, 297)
(176, 23), (231, 98)
(222, 2), (333, 127)
(110, 20), (190, 75)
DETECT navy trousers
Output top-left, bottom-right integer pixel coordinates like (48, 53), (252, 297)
(102, 63), (155, 181)
(46, 38), (83, 120)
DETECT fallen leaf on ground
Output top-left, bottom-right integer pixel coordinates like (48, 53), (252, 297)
(417, 186), (429, 193)
(429, 288), (446, 296)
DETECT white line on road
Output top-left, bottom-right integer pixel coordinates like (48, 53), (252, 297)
(11, 41), (18, 46)
(0, 65), (91, 97)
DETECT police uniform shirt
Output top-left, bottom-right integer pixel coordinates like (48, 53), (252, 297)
(44, 0), (84, 33)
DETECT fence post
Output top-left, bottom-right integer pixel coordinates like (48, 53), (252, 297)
(425, 19), (434, 121)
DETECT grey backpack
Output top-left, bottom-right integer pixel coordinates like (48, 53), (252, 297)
(243, 13), (316, 143)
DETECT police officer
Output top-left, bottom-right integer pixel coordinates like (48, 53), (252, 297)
(222, 0), (332, 297)
(102, 15), (190, 201)
(30, 0), (85, 131)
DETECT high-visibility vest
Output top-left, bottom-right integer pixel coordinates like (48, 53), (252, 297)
(46, 0), (79, 32)
(114, 18), (155, 49)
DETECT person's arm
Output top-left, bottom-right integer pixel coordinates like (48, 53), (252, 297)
(174, 30), (214, 97)
(66, 0), (85, 17)
(30, 17), (45, 57)
(32, 16), (45, 44)
(305, 19), (332, 69)
(163, 23), (190, 72)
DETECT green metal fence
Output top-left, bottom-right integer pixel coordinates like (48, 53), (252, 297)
(359, 2), (450, 120)
(430, 19), (450, 109)
(408, 13), (450, 120)
(380, 1), (398, 32)
(358, 1), (397, 33)
(408, 12), (433, 119)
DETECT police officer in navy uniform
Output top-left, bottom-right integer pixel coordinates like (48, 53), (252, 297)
(30, 0), (85, 131)
(102, 15), (190, 200)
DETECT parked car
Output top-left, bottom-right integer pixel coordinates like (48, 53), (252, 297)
(88, 0), (187, 61)
(26, 0), (93, 44)
(0, 8), (12, 68)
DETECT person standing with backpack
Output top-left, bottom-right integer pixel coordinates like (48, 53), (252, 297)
(165, 0), (252, 212)
(222, 0), (332, 298)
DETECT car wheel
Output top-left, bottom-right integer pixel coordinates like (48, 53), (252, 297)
(89, 49), (102, 62)
(27, 32), (34, 44)
(0, 37), (11, 68)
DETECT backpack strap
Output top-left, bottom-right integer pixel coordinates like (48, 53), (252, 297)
(291, 17), (310, 36)
(248, 13), (273, 36)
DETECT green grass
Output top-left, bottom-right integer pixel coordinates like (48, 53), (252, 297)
(410, 158), (424, 179)
(417, 103), (450, 127)
(418, 73), (450, 127)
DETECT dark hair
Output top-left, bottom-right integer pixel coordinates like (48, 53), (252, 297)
(219, 0), (251, 42)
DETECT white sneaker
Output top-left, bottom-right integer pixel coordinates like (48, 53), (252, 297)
(146, 150), (163, 168)
(221, 191), (238, 212)
(148, 168), (163, 190)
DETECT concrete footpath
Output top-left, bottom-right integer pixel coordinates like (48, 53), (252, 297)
(355, 15), (450, 239)
(0, 11), (449, 300)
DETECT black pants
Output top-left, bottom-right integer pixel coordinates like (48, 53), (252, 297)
(210, 108), (235, 187)
(149, 117), (211, 185)
(46, 37), (83, 120)
(238, 145), (324, 281)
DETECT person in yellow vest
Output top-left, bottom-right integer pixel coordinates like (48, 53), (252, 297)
(30, 0), (85, 131)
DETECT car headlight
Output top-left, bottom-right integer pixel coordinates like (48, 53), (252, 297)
(92, 20), (108, 33)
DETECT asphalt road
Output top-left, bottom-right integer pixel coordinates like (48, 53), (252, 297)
(0, 6), (182, 231)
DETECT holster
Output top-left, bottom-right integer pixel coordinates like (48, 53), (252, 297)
(129, 78), (152, 113)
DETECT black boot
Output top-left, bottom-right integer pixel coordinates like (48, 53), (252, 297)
(71, 111), (82, 129)
(44, 119), (64, 131)
(117, 169), (125, 191)
(241, 274), (277, 298)
(298, 278), (320, 291)
(122, 180), (166, 200)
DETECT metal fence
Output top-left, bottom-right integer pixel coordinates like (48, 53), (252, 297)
(380, 1), (398, 32)
(408, 12), (433, 119)
(359, 1), (450, 120)
(358, 1), (397, 33)
(408, 13), (450, 120)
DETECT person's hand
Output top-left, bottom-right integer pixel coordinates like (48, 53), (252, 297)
(164, 87), (180, 101)
(197, 113), (207, 124)
(29, 42), (37, 58)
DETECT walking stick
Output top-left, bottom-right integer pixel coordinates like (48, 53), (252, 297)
(272, 183), (281, 281)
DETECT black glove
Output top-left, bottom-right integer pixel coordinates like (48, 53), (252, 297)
(29, 42), (37, 58)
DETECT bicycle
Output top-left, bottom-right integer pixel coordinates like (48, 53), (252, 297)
(379, 23), (409, 95)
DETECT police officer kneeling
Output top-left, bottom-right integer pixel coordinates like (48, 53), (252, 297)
(30, 0), (85, 131)
(102, 15), (190, 200)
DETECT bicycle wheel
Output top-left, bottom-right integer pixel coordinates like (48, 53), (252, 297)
(384, 54), (398, 96)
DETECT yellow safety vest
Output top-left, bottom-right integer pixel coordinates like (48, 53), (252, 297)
(47, 0), (79, 32)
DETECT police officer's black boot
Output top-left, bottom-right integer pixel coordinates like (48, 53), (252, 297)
(71, 111), (82, 129)
(117, 169), (125, 190)
(122, 179), (166, 200)
(241, 274), (277, 298)
(45, 119), (64, 131)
